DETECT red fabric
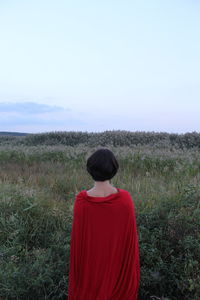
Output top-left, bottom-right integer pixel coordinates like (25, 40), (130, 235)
(67, 188), (140, 300)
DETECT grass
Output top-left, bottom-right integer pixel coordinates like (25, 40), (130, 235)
(0, 141), (200, 299)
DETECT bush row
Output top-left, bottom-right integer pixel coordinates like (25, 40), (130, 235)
(0, 130), (200, 149)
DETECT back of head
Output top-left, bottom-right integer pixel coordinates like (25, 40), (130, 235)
(86, 148), (119, 181)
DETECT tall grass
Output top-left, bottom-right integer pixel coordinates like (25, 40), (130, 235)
(0, 132), (200, 299)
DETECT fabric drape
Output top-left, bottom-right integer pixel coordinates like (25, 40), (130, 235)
(67, 188), (140, 300)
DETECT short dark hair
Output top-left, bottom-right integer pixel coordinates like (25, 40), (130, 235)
(86, 148), (119, 181)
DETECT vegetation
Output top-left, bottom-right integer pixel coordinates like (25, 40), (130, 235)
(0, 131), (29, 137)
(0, 130), (199, 300)
(0, 130), (200, 149)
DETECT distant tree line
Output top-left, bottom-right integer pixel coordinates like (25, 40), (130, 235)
(0, 131), (28, 136)
(0, 130), (200, 149)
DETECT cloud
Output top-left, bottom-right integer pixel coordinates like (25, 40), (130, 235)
(0, 101), (87, 131)
(0, 101), (71, 114)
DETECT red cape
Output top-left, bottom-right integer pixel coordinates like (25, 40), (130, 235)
(68, 188), (140, 300)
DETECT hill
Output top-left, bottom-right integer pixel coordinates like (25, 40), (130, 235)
(0, 131), (30, 136)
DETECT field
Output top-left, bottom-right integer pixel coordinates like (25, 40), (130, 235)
(0, 131), (200, 300)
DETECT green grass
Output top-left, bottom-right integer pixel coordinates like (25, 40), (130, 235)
(0, 142), (200, 299)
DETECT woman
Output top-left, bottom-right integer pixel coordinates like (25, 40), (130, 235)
(67, 148), (140, 299)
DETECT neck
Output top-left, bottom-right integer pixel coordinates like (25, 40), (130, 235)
(94, 180), (112, 189)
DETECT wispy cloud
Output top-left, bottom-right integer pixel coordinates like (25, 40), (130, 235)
(0, 101), (70, 114)
(0, 101), (87, 132)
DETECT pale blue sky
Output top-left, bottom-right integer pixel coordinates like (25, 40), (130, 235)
(0, 0), (200, 133)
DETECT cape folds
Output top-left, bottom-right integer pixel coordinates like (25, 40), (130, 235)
(67, 188), (140, 300)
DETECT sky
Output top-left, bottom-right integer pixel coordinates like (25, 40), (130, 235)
(0, 0), (200, 134)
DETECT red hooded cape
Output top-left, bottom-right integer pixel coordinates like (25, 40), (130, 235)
(67, 188), (140, 300)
